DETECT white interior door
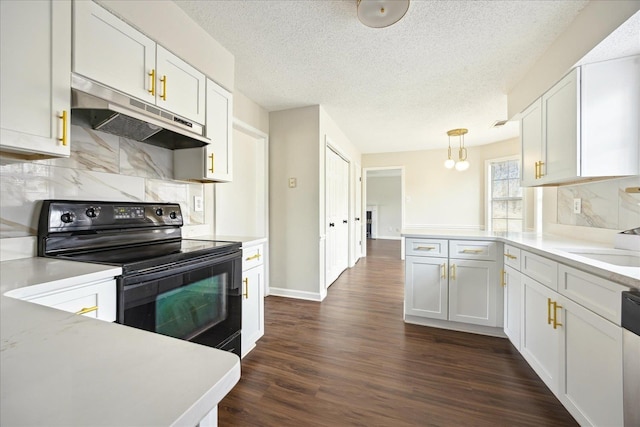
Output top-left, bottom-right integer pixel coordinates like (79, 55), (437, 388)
(354, 164), (362, 261)
(326, 146), (349, 287)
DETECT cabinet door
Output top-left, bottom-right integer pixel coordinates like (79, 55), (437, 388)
(156, 46), (206, 124)
(405, 256), (448, 320)
(448, 259), (498, 327)
(520, 276), (561, 394)
(0, 0), (71, 157)
(241, 264), (264, 358)
(205, 79), (233, 181)
(542, 68), (580, 183)
(557, 295), (623, 426)
(519, 98), (543, 186)
(503, 266), (522, 350)
(73, 0), (155, 104)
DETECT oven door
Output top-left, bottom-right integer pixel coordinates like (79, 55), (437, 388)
(118, 250), (242, 355)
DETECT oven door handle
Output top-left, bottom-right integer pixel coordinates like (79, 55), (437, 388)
(123, 250), (241, 285)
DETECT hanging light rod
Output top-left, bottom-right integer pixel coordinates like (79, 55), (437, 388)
(357, 0), (410, 28)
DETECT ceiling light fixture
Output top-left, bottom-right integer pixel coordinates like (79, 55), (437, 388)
(357, 0), (410, 28)
(445, 128), (470, 171)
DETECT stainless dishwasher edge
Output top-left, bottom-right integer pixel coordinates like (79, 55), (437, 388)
(622, 290), (640, 427)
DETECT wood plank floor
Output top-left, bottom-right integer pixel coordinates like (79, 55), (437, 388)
(219, 239), (577, 426)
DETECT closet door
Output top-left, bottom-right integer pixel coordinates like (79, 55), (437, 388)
(326, 147), (349, 287)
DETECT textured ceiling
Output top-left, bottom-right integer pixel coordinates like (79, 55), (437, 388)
(174, 0), (594, 153)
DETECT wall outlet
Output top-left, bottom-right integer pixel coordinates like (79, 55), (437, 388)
(194, 196), (203, 212)
(573, 198), (581, 214)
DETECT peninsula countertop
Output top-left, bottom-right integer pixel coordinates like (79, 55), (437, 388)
(1, 257), (240, 426)
(402, 229), (639, 288)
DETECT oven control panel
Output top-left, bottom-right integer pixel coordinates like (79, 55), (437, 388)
(39, 200), (184, 232)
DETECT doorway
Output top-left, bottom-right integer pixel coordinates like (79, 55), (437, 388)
(325, 145), (350, 288)
(362, 167), (404, 258)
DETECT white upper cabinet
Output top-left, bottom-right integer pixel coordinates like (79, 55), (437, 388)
(520, 55), (640, 186)
(0, 0), (71, 157)
(73, 0), (155, 104)
(174, 79), (233, 182)
(73, 1), (205, 124)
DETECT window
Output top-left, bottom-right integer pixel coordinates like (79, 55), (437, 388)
(488, 158), (523, 232)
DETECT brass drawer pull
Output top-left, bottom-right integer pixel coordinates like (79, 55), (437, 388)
(441, 263), (446, 279)
(76, 306), (98, 315)
(208, 153), (215, 173)
(462, 249), (483, 254)
(416, 246), (436, 251)
(243, 278), (249, 299)
(58, 110), (68, 146)
(552, 301), (563, 329)
(501, 269), (506, 287)
(504, 253), (517, 260)
(148, 69), (156, 95)
(245, 253), (261, 261)
(450, 264), (456, 280)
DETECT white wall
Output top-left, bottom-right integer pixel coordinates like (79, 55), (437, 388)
(367, 176), (402, 239)
(269, 106), (321, 297)
(233, 91), (269, 134)
(507, 1), (639, 118)
(363, 138), (519, 229)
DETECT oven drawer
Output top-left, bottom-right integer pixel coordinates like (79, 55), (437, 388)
(243, 243), (264, 270)
(27, 279), (116, 322)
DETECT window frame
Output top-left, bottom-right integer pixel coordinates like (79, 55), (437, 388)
(485, 155), (526, 232)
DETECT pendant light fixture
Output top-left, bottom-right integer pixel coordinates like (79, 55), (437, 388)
(357, 0), (410, 28)
(445, 128), (470, 171)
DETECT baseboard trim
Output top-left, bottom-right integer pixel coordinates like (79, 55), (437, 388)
(404, 315), (507, 338)
(373, 236), (402, 241)
(268, 287), (324, 302)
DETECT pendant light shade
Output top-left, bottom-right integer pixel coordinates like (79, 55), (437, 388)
(357, 0), (410, 28)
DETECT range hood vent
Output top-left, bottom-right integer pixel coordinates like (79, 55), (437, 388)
(71, 74), (208, 150)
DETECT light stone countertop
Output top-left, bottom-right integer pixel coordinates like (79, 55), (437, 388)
(402, 229), (640, 288)
(0, 257), (240, 426)
(189, 235), (267, 247)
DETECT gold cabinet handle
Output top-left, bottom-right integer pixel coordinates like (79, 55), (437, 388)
(501, 269), (506, 287)
(535, 161), (539, 179)
(246, 253), (261, 261)
(450, 264), (456, 280)
(148, 69), (156, 95)
(552, 302), (563, 329)
(208, 153), (215, 173)
(160, 75), (167, 100)
(547, 298), (553, 325)
(243, 277), (249, 299)
(416, 246), (436, 251)
(58, 110), (68, 146)
(75, 305), (98, 315)
(462, 249), (483, 254)
(504, 253), (517, 260)
(538, 161), (545, 179)
(441, 263), (446, 279)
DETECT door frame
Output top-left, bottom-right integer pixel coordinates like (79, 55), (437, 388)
(362, 166), (405, 259)
(232, 118), (270, 296)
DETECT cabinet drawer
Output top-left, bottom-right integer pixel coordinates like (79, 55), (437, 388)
(243, 243), (264, 270)
(27, 279), (116, 322)
(521, 251), (558, 291)
(449, 240), (497, 261)
(503, 245), (522, 270)
(405, 238), (447, 258)
(558, 265), (627, 325)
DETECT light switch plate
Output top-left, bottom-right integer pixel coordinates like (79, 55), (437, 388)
(289, 177), (297, 188)
(194, 196), (204, 212)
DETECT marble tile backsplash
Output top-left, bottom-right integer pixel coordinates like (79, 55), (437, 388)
(0, 125), (204, 238)
(557, 176), (640, 230)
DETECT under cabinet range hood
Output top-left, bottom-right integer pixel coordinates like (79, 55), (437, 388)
(70, 74), (208, 150)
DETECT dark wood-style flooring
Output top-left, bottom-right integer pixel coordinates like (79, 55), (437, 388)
(219, 239), (577, 426)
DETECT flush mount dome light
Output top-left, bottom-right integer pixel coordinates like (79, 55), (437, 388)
(357, 0), (410, 28)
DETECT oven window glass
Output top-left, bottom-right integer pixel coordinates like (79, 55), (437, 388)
(156, 274), (227, 339)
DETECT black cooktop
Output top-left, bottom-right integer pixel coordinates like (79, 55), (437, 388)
(50, 239), (240, 274)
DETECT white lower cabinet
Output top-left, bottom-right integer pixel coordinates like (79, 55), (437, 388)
(404, 239), (501, 329)
(405, 256), (448, 320)
(558, 295), (624, 426)
(503, 265), (522, 350)
(520, 275), (561, 393)
(24, 279), (117, 322)
(241, 242), (265, 358)
(448, 259), (498, 327)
